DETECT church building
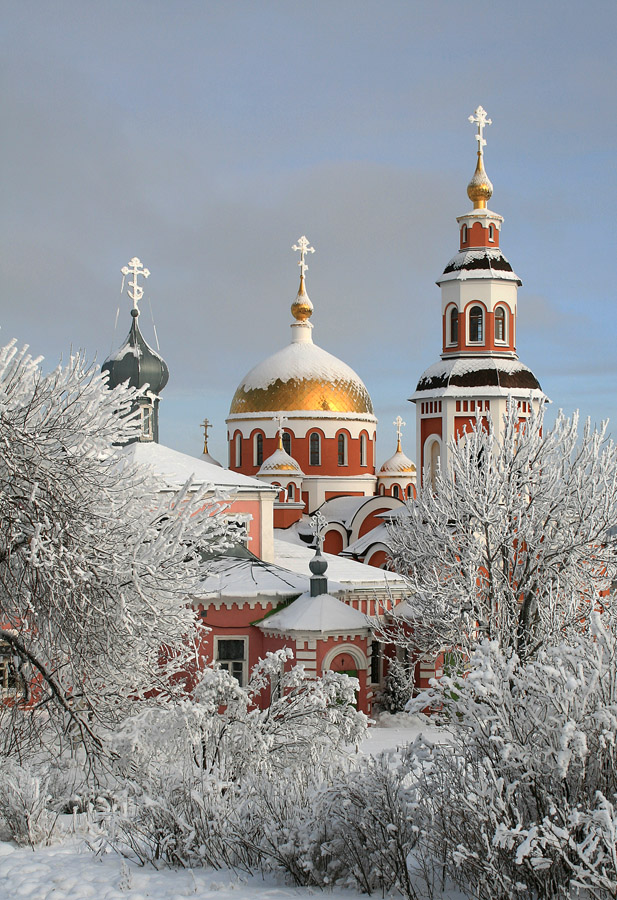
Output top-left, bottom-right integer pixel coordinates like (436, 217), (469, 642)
(101, 106), (547, 714)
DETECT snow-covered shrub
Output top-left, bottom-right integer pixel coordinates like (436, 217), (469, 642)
(378, 656), (414, 713)
(109, 650), (367, 874)
(291, 742), (443, 899)
(0, 759), (54, 846)
(407, 615), (617, 900)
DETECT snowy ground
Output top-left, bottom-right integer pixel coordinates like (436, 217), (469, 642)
(0, 715), (443, 900)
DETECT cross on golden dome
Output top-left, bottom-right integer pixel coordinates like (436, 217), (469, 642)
(200, 417), (212, 454)
(292, 235), (315, 278)
(468, 106), (492, 155)
(274, 413), (289, 449)
(466, 105), (494, 209)
(394, 415), (406, 452)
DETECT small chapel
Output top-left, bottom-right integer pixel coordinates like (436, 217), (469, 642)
(101, 106), (546, 715)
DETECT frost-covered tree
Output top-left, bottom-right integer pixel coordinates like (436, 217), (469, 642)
(408, 616), (617, 900)
(386, 403), (617, 661)
(0, 340), (232, 753)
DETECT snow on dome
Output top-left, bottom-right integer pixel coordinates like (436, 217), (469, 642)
(229, 336), (374, 416)
(258, 447), (304, 476)
(413, 356), (543, 397)
(258, 590), (369, 635)
(379, 448), (416, 476)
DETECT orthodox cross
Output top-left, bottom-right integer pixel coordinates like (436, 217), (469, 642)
(274, 413), (288, 448)
(310, 511), (328, 551)
(292, 235), (315, 278)
(468, 105), (492, 153)
(121, 257), (150, 309)
(200, 418), (212, 453)
(394, 416), (406, 449)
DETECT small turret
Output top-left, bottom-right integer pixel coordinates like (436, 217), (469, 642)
(102, 257), (168, 443)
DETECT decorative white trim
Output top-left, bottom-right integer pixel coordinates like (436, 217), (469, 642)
(322, 643), (369, 673)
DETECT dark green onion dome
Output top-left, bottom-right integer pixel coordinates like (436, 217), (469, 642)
(102, 308), (169, 395)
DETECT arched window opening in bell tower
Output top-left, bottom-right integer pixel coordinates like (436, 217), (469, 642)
(461, 224), (468, 243)
(449, 306), (459, 345)
(235, 432), (242, 467)
(488, 224), (495, 242)
(282, 431), (291, 455)
(469, 305), (484, 343)
(494, 306), (506, 342)
(309, 432), (321, 466)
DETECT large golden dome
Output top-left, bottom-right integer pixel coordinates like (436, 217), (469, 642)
(230, 237), (375, 418)
(229, 340), (374, 415)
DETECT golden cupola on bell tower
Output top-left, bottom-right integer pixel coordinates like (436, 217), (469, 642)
(225, 236), (378, 515)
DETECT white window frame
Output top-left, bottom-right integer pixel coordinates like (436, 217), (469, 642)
(309, 432), (321, 466)
(337, 432), (348, 467)
(214, 636), (248, 687)
(467, 304), (485, 345)
(253, 432), (264, 466)
(494, 305), (508, 344)
(447, 305), (459, 346)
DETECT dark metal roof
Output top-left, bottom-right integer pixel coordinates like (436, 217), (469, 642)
(415, 359), (542, 393)
(441, 248), (522, 285)
(102, 310), (169, 395)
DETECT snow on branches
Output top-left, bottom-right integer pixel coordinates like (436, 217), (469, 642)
(0, 340), (234, 751)
(386, 401), (617, 661)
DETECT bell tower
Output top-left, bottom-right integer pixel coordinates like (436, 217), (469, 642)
(411, 107), (547, 486)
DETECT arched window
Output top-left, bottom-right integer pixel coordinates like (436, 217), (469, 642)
(287, 482), (295, 501)
(282, 431), (291, 455)
(461, 224), (468, 243)
(430, 441), (441, 490)
(309, 432), (321, 466)
(449, 306), (459, 344)
(360, 433), (367, 467)
(488, 224), (495, 242)
(235, 433), (242, 467)
(406, 484), (414, 499)
(379, 483), (385, 495)
(392, 484), (400, 499)
(254, 433), (263, 466)
(494, 306), (506, 342)
(469, 305), (484, 343)
(338, 433), (348, 466)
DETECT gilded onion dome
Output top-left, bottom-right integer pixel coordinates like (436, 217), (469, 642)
(229, 240), (374, 417)
(379, 447), (416, 476)
(258, 446), (304, 476)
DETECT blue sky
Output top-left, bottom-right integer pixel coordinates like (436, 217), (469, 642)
(1, 0), (616, 464)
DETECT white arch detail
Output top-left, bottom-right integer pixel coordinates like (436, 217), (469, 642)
(321, 643), (368, 673)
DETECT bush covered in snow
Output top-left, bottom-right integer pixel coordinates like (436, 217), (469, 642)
(107, 650), (367, 876)
(404, 614), (617, 899)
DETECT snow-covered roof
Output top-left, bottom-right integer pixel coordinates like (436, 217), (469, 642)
(228, 329), (376, 417)
(412, 355), (544, 399)
(258, 447), (304, 476)
(438, 248), (521, 285)
(274, 535), (405, 591)
(118, 442), (277, 494)
(258, 590), (369, 635)
(315, 495), (374, 527)
(194, 555), (332, 600)
(378, 448), (416, 476)
(341, 522), (391, 558)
